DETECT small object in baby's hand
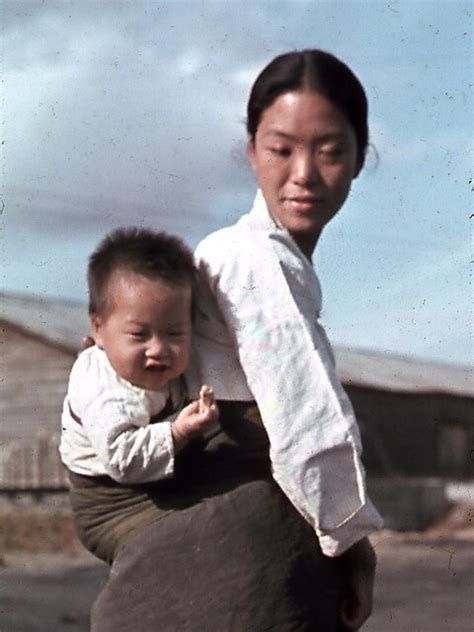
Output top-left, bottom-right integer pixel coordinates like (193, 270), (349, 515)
(199, 385), (214, 413)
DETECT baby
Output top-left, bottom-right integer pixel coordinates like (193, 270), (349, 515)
(59, 227), (218, 561)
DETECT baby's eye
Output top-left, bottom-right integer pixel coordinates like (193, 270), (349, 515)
(168, 331), (184, 338)
(129, 331), (147, 340)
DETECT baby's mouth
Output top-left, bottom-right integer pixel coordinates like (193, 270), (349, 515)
(145, 363), (169, 372)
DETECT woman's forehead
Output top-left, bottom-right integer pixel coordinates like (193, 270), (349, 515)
(257, 91), (355, 140)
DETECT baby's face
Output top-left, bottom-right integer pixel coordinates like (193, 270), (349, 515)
(92, 270), (192, 391)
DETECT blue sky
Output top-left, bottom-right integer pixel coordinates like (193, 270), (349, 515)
(1, 0), (472, 365)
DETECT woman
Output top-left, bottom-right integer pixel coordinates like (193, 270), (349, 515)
(91, 49), (383, 632)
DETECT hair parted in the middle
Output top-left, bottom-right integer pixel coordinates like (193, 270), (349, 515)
(246, 49), (369, 172)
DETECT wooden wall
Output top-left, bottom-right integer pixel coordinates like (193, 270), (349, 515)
(347, 385), (474, 479)
(1, 323), (74, 489)
(1, 322), (75, 441)
(1, 319), (473, 489)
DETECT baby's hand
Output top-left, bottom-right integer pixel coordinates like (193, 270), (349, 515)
(171, 396), (219, 450)
(198, 384), (215, 414)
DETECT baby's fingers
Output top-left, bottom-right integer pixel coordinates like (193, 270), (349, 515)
(193, 404), (218, 428)
(185, 400), (200, 414)
(201, 403), (219, 422)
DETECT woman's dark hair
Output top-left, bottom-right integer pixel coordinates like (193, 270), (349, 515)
(246, 49), (369, 171)
(88, 227), (196, 316)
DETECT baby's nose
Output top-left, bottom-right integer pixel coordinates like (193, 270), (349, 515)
(146, 337), (168, 358)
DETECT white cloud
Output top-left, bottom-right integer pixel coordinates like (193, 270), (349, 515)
(231, 64), (263, 88)
(176, 51), (204, 76)
(2, 0), (472, 364)
(369, 116), (472, 177)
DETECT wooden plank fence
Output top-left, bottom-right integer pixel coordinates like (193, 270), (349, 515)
(0, 433), (69, 490)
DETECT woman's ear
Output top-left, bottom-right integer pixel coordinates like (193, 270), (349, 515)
(353, 145), (370, 180)
(247, 138), (257, 174)
(352, 157), (363, 180)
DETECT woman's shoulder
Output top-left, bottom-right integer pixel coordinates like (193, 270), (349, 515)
(195, 225), (237, 256)
(196, 218), (271, 269)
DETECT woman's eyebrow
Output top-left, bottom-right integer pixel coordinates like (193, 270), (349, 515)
(263, 129), (296, 140)
(263, 129), (348, 142)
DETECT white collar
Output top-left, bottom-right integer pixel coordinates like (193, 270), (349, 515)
(247, 190), (311, 265)
(247, 189), (280, 233)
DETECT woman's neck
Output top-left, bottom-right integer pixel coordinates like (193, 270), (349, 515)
(292, 231), (321, 261)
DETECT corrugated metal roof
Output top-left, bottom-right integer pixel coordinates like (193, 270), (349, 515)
(1, 291), (90, 354)
(334, 347), (473, 398)
(1, 291), (472, 397)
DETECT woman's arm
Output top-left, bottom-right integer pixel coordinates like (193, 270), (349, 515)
(195, 227), (383, 557)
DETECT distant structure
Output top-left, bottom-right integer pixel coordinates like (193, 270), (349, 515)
(1, 291), (473, 494)
(0, 292), (89, 492)
(335, 348), (474, 479)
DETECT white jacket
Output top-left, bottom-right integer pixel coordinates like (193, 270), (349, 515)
(188, 190), (383, 556)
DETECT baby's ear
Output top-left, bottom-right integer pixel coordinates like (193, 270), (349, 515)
(90, 314), (104, 348)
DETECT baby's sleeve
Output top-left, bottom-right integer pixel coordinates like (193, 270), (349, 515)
(73, 361), (175, 484)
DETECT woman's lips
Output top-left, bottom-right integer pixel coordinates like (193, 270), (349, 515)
(286, 197), (322, 213)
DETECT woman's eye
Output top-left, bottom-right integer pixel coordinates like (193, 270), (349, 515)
(319, 146), (345, 161)
(268, 146), (291, 157)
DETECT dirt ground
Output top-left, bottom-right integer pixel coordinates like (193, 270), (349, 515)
(1, 509), (473, 632)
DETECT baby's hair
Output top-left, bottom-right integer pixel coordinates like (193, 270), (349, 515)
(88, 227), (196, 316)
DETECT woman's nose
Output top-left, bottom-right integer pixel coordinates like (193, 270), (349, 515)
(290, 151), (319, 186)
